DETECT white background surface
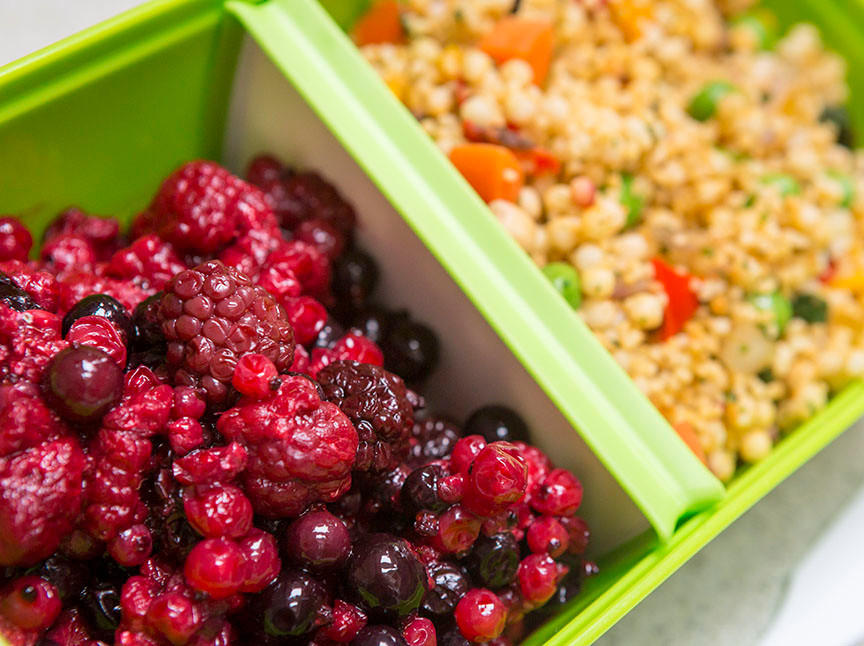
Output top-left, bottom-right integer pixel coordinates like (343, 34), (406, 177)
(3, 2), (864, 644)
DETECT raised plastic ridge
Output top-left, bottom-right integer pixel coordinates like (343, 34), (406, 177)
(226, 0), (725, 540)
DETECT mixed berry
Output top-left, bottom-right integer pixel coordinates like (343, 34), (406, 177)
(0, 156), (595, 645)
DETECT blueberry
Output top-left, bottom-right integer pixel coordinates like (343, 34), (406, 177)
(464, 405), (528, 444)
(421, 561), (469, 616)
(352, 625), (407, 646)
(465, 533), (520, 589)
(282, 510), (351, 572)
(333, 249), (379, 313)
(254, 569), (328, 637)
(401, 465), (448, 516)
(346, 533), (427, 616)
(383, 318), (439, 383)
(62, 294), (133, 340)
(351, 306), (395, 345)
(0, 272), (40, 312)
(43, 345), (124, 424)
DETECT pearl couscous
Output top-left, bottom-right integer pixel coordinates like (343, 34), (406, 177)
(360, 0), (864, 480)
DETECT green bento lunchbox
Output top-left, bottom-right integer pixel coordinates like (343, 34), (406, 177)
(1, 0), (863, 643)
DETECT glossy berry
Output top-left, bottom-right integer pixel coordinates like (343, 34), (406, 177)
(254, 568), (329, 637)
(145, 591), (201, 645)
(422, 561), (469, 616)
(282, 296), (327, 345)
(434, 506), (482, 554)
(346, 534), (427, 616)
(131, 292), (166, 351)
(231, 353), (279, 399)
(464, 405), (528, 444)
(0, 217), (33, 262)
(282, 510), (351, 572)
(517, 554), (562, 605)
(36, 555), (89, 603)
(531, 469), (583, 517)
(294, 218), (345, 259)
(410, 417), (461, 464)
(462, 443), (528, 518)
(66, 315), (128, 367)
(332, 249), (379, 312)
(526, 517), (569, 557)
(246, 154), (285, 188)
(312, 316), (345, 349)
(238, 529), (281, 593)
(353, 625), (408, 646)
(351, 306), (394, 345)
(107, 524), (153, 567)
(317, 599), (367, 642)
(0, 271), (41, 311)
(383, 318), (439, 383)
(402, 616), (436, 646)
(43, 345), (124, 424)
(465, 533), (520, 589)
(80, 582), (123, 638)
(401, 465), (448, 516)
(183, 538), (245, 599)
(560, 516), (590, 555)
(0, 576), (62, 630)
(183, 485), (253, 539)
(450, 436), (487, 475)
(454, 589), (507, 643)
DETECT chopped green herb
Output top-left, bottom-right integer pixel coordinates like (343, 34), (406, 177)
(725, 391), (738, 402)
(542, 262), (582, 310)
(828, 170), (855, 208)
(731, 9), (779, 50)
(743, 194), (756, 207)
(750, 291), (792, 336)
(791, 293), (828, 323)
(761, 173), (801, 197)
(687, 81), (737, 121)
(621, 173), (644, 227)
(757, 367), (774, 383)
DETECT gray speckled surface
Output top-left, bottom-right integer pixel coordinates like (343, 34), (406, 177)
(2, 3), (864, 645)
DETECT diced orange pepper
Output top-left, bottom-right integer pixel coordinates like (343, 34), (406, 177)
(672, 422), (707, 466)
(449, 143), (524, 203)
(353, 0), (405, 46)
(830, 272), (864, 291)
(608, 0), (654, 42)
(478, 17), (555, 85)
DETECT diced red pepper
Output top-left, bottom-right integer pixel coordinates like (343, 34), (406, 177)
(819, 257), (838, 284)
(652, 258), (699, 340)
(462, 122), (560, 176)
(517, 148), (561, 176)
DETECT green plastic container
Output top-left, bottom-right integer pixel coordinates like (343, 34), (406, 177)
(0, 0), (862, 643)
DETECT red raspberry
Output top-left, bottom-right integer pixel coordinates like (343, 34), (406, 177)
(45, 207), (122, 261)
(270, 172), (356, 234)
(167, 418), (205, 456)
(317, 599), (367, 643)
(289, 344), (311, 373)
(0, 261), (59, 312)
(246, 154), (285, 188)
(309, 333), (384, 378)
(530, 469), (583, 517)
(267, 241), (330, 299)
(0, 438), (85, 566)
(66, 315), (128, 367)
(231, 353), (278, 399)
(318, 361), (413, 472)
(107, 234), (187, 290)
(461, 443), (528, 518)
(57, 269), (151, 314)
(0, 217), (32, 262)
(0, 305), (68, 385)
(217, 376), (358, 517)
(138, 161), (272, 254)
(237, 528), (281, 593)
(282, 296), (327, 345)
(158, 260), (295, 405)
(40, 234), (95, 276)
(454, 589), (507, 643)
(257, 257), (302, 305)
(0, 382), (67, 458)
(43, 609), (94, 646)
(183, 484), (253, 538)
(172, 443), (248, 486)
(183, 538), (245, 599)
(218, 228), (282, 281)
(294, 218), (346, 260)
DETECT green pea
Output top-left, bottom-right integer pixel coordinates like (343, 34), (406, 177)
(620, 173), (644, 228)
(731, 9), (779, 50)
(761, 173), (801, 197)
(687, 81), (737, 121)
(828, 170), (855, 208)
(792, 293), (828, 323)
(750, 291), (792, 336)
(542, 262), (582, 310)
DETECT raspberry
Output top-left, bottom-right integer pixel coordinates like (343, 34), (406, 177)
(159, 260), (295, 405)
(172, 443), (248, 486)
(257, 254), (302, 304)
(45, 208), (122, 261)
(526, 516), (569, 557)
(40, 234), (96, 276)
(454, 589), (507, 643)
(184, 538), (245, 600)
(0, 305), (69, 384)
(0, 217), (33, 262)
(318, 361), (412, 472)
(0, 263), (57, 312)
(138, 161), (272, 254)
(145, 591), (201, 645)
(231, 353), (278, 399)
(0, 381), (67, 458)
(182, 484), (253, 538)
(43, 609), (94, 646)
(461, 443), (528, 518)
(530, 469), (583, 517)
(316, 599), (367, 643)
(218, 227), (283, 281)
(268, 240), (330, 299)
(282, 296), (327, 345)
(289, 344), (310, 373)
(294, 218), (346, 260)
(57, 269), (151, 314)
(217, 376), (358, 517)
(274, 172), (356, 234)
(107, 235), (187, 290)
(237, 528), (281, 593)
(0, 438), (85, 566)
(66, 315), (128, 366)
(167, 418), (205, 456)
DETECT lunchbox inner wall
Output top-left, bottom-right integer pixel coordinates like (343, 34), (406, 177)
(222, 36), (650, 552)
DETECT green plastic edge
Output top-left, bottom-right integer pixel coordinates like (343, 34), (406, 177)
(227, 0), (725, 542)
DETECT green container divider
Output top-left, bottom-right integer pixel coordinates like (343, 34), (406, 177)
(229, 0), (724, 542)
